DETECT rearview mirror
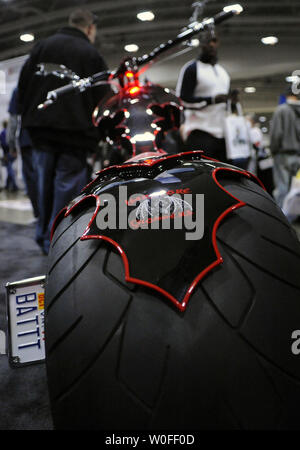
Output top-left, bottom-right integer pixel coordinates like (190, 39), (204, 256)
(36, 63), (80, 81)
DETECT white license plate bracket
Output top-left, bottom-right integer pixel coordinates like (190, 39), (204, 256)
(6, 276), (46, 367)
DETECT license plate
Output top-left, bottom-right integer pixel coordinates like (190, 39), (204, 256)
(6, 276), (46, 367)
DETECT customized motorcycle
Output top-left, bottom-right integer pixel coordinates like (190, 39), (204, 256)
(38, 6), (300, 430)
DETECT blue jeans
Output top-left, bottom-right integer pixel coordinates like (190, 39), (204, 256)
(4, 153), (18, 190)
(273, 153), (300, 209)
(21, 146), (39, 218)
(230, 157), (250, 171)
(33, 146), (88, 254)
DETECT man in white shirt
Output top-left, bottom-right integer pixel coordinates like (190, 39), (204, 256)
(176, 29), (231, 161)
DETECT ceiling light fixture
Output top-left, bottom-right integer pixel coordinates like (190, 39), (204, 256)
(124, 44), (139, 52)
(244, 87), (256, 93)
(286, 75), (300, 83)
(20, 33), (34, 42)
(137, 11), (155, 21)
(261, 36), (278, 45)
(223, 4), (243, 14)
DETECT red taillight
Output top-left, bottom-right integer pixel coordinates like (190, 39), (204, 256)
(128, 86), (140, 95)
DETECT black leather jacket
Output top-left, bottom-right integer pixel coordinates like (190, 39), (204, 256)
(18, 27), (110, 151)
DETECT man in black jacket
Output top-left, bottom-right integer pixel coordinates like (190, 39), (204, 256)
(18, 8), (109, 254)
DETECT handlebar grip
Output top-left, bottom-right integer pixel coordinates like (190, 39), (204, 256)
(38, 81), (81, 110)
(39, 70), (110, 110)
(47, 82), (77, 100)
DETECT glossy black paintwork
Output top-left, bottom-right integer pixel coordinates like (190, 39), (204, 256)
(94, 83), (182, 159)
(57, 152), (259, 310)
(45, 8), (246, 311)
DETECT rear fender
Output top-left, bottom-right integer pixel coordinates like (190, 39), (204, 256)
(51, 151), (265, 311)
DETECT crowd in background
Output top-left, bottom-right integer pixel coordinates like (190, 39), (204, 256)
(1, 7), (300, 256)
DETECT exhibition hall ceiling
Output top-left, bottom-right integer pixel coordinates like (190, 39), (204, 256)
(0, 0), (299, 111)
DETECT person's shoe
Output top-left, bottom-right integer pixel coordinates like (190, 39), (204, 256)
(27, 217), (38, 225)
(36, 241), (48, 256)
(43, 241), (50, 255)
(42, 247), (49, 256)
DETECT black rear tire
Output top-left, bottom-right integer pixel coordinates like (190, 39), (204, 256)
(45, 175), (300, 430)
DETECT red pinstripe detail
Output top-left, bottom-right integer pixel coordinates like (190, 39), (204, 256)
(51, 161), (263, 312)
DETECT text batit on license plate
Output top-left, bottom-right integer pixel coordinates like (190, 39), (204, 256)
(6, 276), (46, 367)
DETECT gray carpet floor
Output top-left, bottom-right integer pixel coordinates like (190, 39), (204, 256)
(0, 221), (53, 430)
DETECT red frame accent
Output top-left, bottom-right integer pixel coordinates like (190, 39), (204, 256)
(128, 86), (141, 95)
(50, 194), (100, 241)
(51, 156), (265, 312)
(91, 91), (183, 155)
(80, 166), (260, 312)
(80, 150), (204, 193)
(98, 150), (204, 173)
